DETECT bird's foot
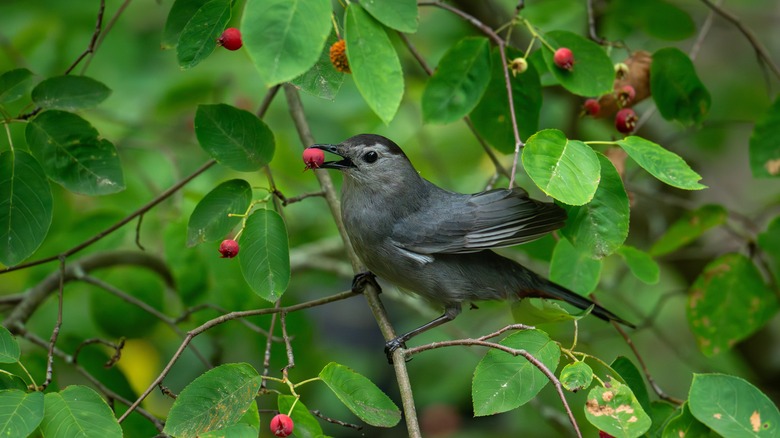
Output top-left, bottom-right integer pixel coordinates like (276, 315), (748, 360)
(351, 271), (378, 294)
(384, 338), (410, 364)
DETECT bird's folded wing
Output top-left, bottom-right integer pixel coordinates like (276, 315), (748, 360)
(391, 188), (567, 254)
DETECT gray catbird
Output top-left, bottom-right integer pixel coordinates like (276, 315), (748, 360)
(311, 134), (633, 353)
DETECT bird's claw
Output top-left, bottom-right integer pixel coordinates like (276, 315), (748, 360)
(384, 338), (410, 364)
(351, 271), (378, 294)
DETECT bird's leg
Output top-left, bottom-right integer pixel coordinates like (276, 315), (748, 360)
(384, 304), (462, 363)
(351, 271), (379, 294)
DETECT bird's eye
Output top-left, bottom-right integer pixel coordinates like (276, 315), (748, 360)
(362, 151), (378, 163)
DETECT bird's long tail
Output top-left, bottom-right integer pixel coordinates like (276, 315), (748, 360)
(535, 278), (635, 328)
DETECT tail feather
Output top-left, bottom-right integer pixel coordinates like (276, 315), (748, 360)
(535, 279), (635, 328)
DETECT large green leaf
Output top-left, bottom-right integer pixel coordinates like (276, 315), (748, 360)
(0, 390), (44, 438)
(194, 104), (275, 171)
(471, 46), (542, 153)
(422, 37), (491, 124)
(31, 75), (111, 110)
(176, 0), (231, 69)
(611, 356), (651, 415)
(345, 4), (404, 124)
(187, 179), (252, 247)
(616, 136), (705, 190)
(472, 330), (561, 416)
(0, 326), (21, 363)
(163, 363), (262, 437)
(549, 238), (602, 295)
(361, 0), (418, 32)
(651, 48), (711, 125)
(584, 378), (651, 438)
(560, 361), (593, 392)
(541, 30), (614, 97)
(238, 209), (290, 301)
(649, 204), (727, 256)
(662, 403), (711, 438)
(687, 253), (778, 356)
(319, 362), (401, 427)
(749, 96), (780, 178)
(291, 32), (345, 101)
(242, 0), (331, 86)
(41, 386), (122, 438)
(162, 0), (210, 49)
(618, 246), (660, 284)
(0, 68), (34, 103)
(0, 151), (53, 267)
(523, 129), (600, 206)
(561, 153), (629, 258)
(689, 374), (779, 437)
(25, 110), (125, 195)
(278, 395), (323, 438)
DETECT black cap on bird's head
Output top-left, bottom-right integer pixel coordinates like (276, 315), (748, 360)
(310, 134), (410, 171)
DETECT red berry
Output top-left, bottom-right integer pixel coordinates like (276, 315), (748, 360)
(218, 28), (242, 51)
(615, 108), (638, 134)
(270, 414), (294, 437)
(583, 98), (601, 116)
(218, 239), (239, 258)
(302, 147), (325, 170)
(553, 47), (575, 71)
(616, 85), (636, 107)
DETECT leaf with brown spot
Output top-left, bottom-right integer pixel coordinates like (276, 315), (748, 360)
(584, 378), (651, 437)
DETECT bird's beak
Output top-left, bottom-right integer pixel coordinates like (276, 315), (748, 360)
(310, 143), (355, 169)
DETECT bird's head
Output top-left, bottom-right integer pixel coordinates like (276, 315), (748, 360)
(310, 134), (419, 188)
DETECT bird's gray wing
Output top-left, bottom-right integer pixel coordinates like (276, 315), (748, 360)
(391, 188), (567, 255)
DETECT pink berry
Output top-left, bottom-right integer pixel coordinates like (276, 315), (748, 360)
(616, 85), (636, 107)
(302, 147), (325, 170)
(553, 47), (575, 71)
(218, 239), (239, 258)
(270, 414), (294, 437)
(615, 108), (638, 134)
(583, 98), (601, 116)
(218, 28), (242, 51)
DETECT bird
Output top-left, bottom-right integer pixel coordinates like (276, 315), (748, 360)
(310, 134), (633, 354)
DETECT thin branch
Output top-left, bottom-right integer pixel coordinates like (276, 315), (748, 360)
(41, 257), (67, 390)
(311, 410), (363, 431)
(64, 0), (105, 75)
(261, 301), (281, 390)
(585, 0), (605, 44)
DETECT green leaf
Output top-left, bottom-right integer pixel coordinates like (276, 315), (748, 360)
(561, 153), (629, 258)
(649, 204), (727, 256)
(242, 0), (331, 86)
(162, 0), (210, 49)
(278, 395), (323, 438)
(611, 356), (651, 415)
(41, 386), (122, 438)
(550, 238), (602, 295)
(616, 136), (706, 190)
(651, 48), (711, 125)
(345, 4), (404, 124)
(163, 363), (262, 437)
(361, 0), (418, 32)
(472, 330), (561, 416)
(523, 129), (600, 205)
(584, 378), (651, 438)
(239, 209), (290, 301)
(291, 32), (345, 101)
(319, 362), (401, 427)
(649, 401), (682, 437)
(0, 68), (34, 103)
(25, 110), (125, 195)
(471, 46), (542, 153)
(194, 104), (275, 171)
(541, 30), (614, 97)
(422, 37), (491, 124)
(0, 151), (53, 267)
(176, 0), (231, 69)
(187, 179), (252, 247)
(689, 374), (780, 437)
(31, 75), (111, 110)
(663, 403), (711, 438)
(749, 96), (780, 178)
(560, 361), (593, 392)
(0, 390), (44, 437)
(687, 253), (778, 357)
(0, 326), (20, 363)
(200, 423), (257, 438)
(758, 216), (780, 279)
(618, 246), (660, 284)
